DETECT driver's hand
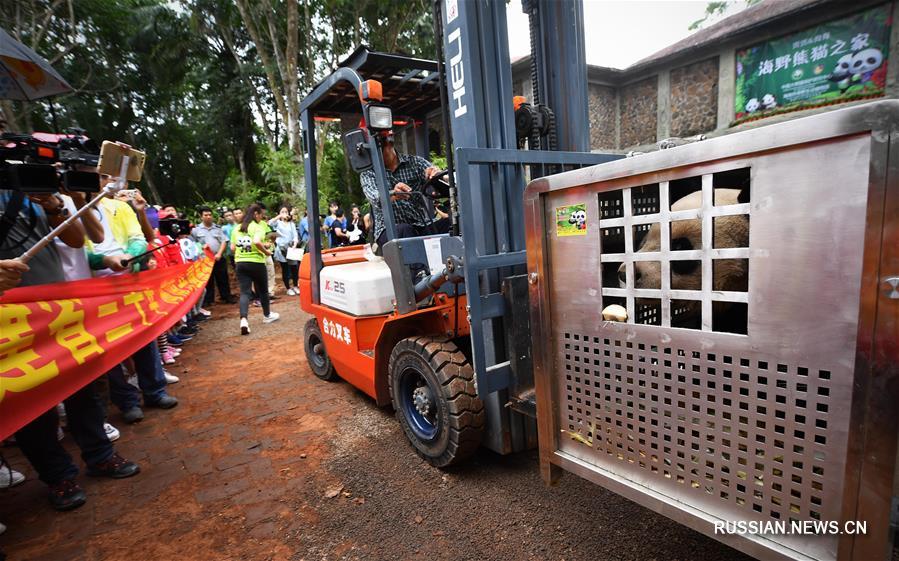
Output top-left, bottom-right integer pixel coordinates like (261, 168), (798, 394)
(424, 167), (440, 180)
(391, 183), (412, 201)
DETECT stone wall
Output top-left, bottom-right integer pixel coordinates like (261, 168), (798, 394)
(619, 76), (658, 148)
(670, 57), (719, 138)
(587, 84), (618, 149)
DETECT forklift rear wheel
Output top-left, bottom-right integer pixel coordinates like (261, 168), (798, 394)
(388, 336), (484, 468)
(304, 318), (339, 382)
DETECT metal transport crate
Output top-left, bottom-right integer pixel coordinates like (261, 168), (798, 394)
(524, 100), (899, 561)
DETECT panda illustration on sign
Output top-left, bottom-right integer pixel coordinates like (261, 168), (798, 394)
(568, 209), (587, 230)
(828, 53), (854, 93)
(618, 186), (749, 333)
(761, 93), (777, 110)
(745, 98), (760, 113)
(850, 47), (883, 82)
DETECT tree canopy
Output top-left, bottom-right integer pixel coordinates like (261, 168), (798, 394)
(0, 0), (436, 215)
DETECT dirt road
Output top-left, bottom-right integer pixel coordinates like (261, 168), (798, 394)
(0, 291), (751, 561)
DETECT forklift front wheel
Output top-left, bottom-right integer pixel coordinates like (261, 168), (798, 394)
(388, 337), (484, 468)
(304, 318), (339, 382)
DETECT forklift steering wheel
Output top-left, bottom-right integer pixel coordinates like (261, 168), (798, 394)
(422, 169), (451, 199)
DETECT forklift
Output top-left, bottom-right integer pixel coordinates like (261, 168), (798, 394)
(298, 0), (617, 467)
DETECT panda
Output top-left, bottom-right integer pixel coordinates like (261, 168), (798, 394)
(850, 47), (884, 81)
(761, 93), (777, 110)
(828, 53), (854, 93)
(745, 98), (760, 113)
(617, 187), (749, 333)
(568, 209), (587, 230)
(235, 234), (254, 252)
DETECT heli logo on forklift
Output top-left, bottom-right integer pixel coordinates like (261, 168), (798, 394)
(324, 279), (346, 294)
(447, 28), (467, 118)
(322, 318), (352, 345)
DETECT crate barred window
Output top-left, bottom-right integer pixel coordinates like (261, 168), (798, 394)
(598, 168), (750, 334)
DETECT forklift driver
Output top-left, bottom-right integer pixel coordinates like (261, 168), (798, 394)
(359, 126), (448, 248)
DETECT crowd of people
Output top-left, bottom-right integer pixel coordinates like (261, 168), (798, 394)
(0, 174), (331, 535)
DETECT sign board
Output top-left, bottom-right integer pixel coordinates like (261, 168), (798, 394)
(734, 4), (892, 125)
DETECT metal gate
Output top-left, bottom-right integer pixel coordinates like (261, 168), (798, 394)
(524, 101), (899, 561)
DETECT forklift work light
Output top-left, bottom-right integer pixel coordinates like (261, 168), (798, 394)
(366, 105), (393, 130)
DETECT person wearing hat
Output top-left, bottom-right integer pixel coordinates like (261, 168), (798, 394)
(358, 125), (446, 249)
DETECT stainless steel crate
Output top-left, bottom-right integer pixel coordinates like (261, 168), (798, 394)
(524, 101), (899, 561)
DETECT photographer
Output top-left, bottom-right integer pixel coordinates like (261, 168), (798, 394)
(0, 185), (140, 511)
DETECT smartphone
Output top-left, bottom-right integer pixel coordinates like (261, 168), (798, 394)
(117, 188), (138, 201)
(98, 141), (146, 182)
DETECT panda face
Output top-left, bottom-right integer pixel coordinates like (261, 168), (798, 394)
(617, 188), (749, 320)
(236, 235), (253, 252)
(761, 93), (776, 108)
(850, 48), (883, 75)
(831, 54), (854, 79)
(568, 210), (586, 229)
(745, 98), (760, 113)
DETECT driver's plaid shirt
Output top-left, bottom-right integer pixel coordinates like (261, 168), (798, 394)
(360, 153), (433, 241)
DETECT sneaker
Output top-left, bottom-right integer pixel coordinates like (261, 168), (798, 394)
(176, 330), (195, 340)
(240, 317), (250, 335)
(48, 479), (87, 511)
(0, 462), (25, 488)
(57, 427), (64, 441)
(122, 406), (144, 424)
(198, 308), (212, 317)
(289, 288), (298, 296)
(170, 348), (182, 357)
(163, 370), (180, 384)
(167, 334), (185, 347)
(104, 423), (120, 442)
(162, 350), (176, 365)
(146, 395), (178, 409)
(252, 299), (261, 307)
(87, 453), (140, 479)
(57, 402), (67, 427)
(193, 314), (209, 323)
(263, 312), (280, 324)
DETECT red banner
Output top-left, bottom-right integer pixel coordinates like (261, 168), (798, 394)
(0, 257), (213, 440)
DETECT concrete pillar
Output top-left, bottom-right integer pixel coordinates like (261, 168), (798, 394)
(717, 47), (736, 129)
(657, 68), (671, 141)
(615, 89), (621, 149)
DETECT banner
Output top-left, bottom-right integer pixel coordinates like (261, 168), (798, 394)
(0, 256), (213, 440)
(734, 4), (892, 125)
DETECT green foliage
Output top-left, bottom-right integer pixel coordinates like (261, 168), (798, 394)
(1, 0), (438, 212)
(689, 0), (762, 30)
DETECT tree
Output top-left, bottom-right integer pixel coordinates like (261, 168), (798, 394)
(689, 0), (762, 31)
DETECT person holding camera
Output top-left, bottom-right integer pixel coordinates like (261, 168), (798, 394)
(0, 187), (140, 511)
(271, 205), (299, 295)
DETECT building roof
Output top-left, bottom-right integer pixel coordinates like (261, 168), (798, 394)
(628, 0), (831, 72)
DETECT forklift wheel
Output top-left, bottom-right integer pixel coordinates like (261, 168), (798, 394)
(388, 337), (484, 468)
(304, 318), (339, 382)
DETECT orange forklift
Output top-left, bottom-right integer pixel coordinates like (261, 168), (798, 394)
(298, 1), (617, 467)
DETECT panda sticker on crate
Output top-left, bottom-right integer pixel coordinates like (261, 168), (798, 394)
(555, 204), (588, 237)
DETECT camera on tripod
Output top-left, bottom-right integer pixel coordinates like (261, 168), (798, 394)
(0, 129), (101, 194)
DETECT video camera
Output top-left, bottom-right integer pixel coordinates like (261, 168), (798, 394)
(0, 130), (101, 193)
(158, 218), (190, 237)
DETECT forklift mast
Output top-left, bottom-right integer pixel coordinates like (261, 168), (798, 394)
(436, 0), (621, 454)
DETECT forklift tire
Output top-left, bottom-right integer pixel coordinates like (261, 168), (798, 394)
(388, 336), (485, 468)
(304, 318), (339, 382)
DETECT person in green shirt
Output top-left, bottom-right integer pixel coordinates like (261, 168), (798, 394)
(232, 203), (280, 334)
